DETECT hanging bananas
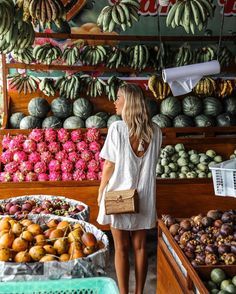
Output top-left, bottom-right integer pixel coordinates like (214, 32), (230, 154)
(12, 47), (34, 64)
(174, 43), (194, 66)
(8, 74), (39, 94)
(193, 77), (216, 97)
(80, 45), (107, 66)
(107, 47), (126, 69)
(106, 76), (126, 101)
(97, 0), (140, 32)
(62, 46), (80, 66)
(17, 0), (66, 28)
(0, 0), (14, 35)
(216, 79), (234, 98)
(39, 78), (56, 97)
(218, 46), (233, 68)
(195, 46), (216, 63)
(81, 75), (107, 98)
(166, 0), (215, 34)
(127, 44), (149, 71)
(33, 43), (62, 65)
(148, 75), (171, 100)
(149, 43), (170, 71)
(59, 75), (80, 100)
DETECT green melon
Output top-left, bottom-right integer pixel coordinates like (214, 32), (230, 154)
(85, 116), (106, 128)
(63, 116), (85, 129)
(19, 116), (42, 129)
(73, 98), (93, 120)
(51, 97), (73, 118)
(28, 97), (50, 118)
(42, 116), (62, 129)
(9, 112), (25, 129)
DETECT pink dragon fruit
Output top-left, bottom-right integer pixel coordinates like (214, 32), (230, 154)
(61, 160), (73, 173)
(2, 134), (12, 150)
(19, 161), (33, 174)
(48, 160), (61, 172)
(98, 171), (102, 180)
(49, 172), (61, 181)
(76, 141), (88, 152)
(48, 142), (61, 154)
(55, 150), (68, 162)
(68, 152), (79, 163)
(75, 159), (87, 171)
(57, 129), (70, 143)
(0, 172), (12, 182)
(25, 172), (38, 182)
(13, 151), (28, 163)
(37, 142), (48, 153)
(13, 171), (25, 182)
(87, 159), (100, 172)
(40, 151), (53, 164)
(62, 172), (73, 181)
(62, 141), (76, 153)
(38, 173), (49, 181)
(94, 152), (101, 161)
(81, 150), (93, 162)
(28, 152), (41, 164)
(71, 130), (83, 143)
(34, 162), (47, 174)
(23, 139), (37, 153)
(73, 170), (86, 181)
(9, 136), (25, 151)
(4, 162), (19, 174)
(100, 160), (105, 170)
(89, 142), (101, 153)
(1, 150), (13, 164)
(86, 128), (100, 143)
(87, 171), (98, 180)
(44, 128), (57, 142)
(98, 138), (105, 146)
(29, 129), (44, 142)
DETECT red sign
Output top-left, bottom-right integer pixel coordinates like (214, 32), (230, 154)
(109, 0), (236, 16)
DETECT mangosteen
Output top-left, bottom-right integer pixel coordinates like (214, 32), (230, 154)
(223, 253), (236, 265)
(186, 240), (197, 251)
(162, 215), (176, 227)
(180, 231), (192, 246)
(205, 244), (218, 254)
(5, 202), (13, 212)
(221, 212), (233, 223)
(214, 219), (223, 228)
(174, 235), (181, 242)
(200, 234), (212, 244)
(42, 200), (53, 210)
(180, 219), (192, 231)
(192, 226), (200, 233)
(193, 214), (203, 226)
(220, 223), (233, 237)
(205, 253), (219, 265)
(207, 210), (222, 220)
(195, 254), (206, 265)
(191, 260), (198, 267)
(218, 244), (231, 255)
(201, 217), (213, 227)
(231, 245), (236, 254)
(195, 244), (206, 253)
(169, 224), (180, 236)
(185, 250), (195, 260)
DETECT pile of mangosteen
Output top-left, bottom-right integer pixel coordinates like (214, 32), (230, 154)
(162, 210), (236, 266)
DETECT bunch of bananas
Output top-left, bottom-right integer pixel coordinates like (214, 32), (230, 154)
(216, 79), (234, 98)
(148, 75), (171, 100)
(39, 78), (56, 96)
(106, 76), (126, 101)
(195, 46), (215, 63)
(8, 73), (39, 94)
(58, 75), (80, 100)
(218, 46), (233, 68)
(97, 0), (140, 32)
(149, 43), (169, 71)
(12, 47), (34, 64)
(107, 47), (126, 69)
(62, 46), (80, 66)
(127, 44), (149, 71)
(174, 43), (194, 66)
(193, 77), (216, 97)
(81, 75), (107, 98)
(0, 11), (35, 54)
(33, 43), (62, 65)
(0, 0), (14, 35)
(166, 0), (215, 34)
(18, 0), (65, 28)
(80, 45), (107, 66)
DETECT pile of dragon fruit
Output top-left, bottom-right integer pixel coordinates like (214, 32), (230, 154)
(0, 128), (105, 182)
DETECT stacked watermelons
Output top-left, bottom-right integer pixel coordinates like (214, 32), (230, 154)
(152, 96), (236, 128)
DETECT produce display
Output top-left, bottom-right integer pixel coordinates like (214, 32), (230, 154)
(62, 45), (81, 66)
(39, 78), (56, 97)
(166, 0), (215, 34)
(80, 75), (107, 98)
(205, 268), (236, 293)
(12, 47), (34, 65)
(127, 44), (149, 71)
(0, 196), (86, 218)
(148, 75), (171, 100)
(8, 74), (39, 95)
(173, 43), (194, 67)
(163, 209), (236, 266)
(80, 45), (107, 66)
(0, 216), (104, 262)
(156, 144), (223, 179)
(0, 128), (104, 182)
(107, 47), (126, 69)
(57, 75), (81, 100)
(97, 0), (140, 32)
(33, 43), (62, 65)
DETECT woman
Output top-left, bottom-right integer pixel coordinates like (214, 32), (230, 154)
(97, 84), (162, 294)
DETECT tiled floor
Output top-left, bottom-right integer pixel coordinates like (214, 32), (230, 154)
(106, 229), (157, 294)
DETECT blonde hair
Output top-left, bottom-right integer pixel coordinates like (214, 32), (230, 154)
(119, 84), (154, 143)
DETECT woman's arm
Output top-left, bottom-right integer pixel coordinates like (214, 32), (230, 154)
(97, 160), (115, 205)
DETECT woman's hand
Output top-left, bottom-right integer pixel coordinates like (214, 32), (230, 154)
(97, 189), (103, 206)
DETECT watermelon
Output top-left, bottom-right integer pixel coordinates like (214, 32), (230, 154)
(28, 97), (50, 118)
(73, 98), (93, 120)
(51, 97), (73, 118)
(160, 97), (182, 118)
(85, 116), (106, 128)
(182, 96), (202, 117)
(194, 114), (215, 127)
(203, 97), (223, 117)
(173, 115), (194, 127)
(19, 116), (42, 129)
(9, 112), (25, 129)
(224, 97), (236, 115)
(152, 114), (172, 128)
(63, 116), (85, 129)
(42, 116), (63, 129)
(216, 113), (236, 127)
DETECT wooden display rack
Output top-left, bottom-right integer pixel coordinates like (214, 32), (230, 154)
(157, 220), (236, 293)
(1, 33), (236, 230)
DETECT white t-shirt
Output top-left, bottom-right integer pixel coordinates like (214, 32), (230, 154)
(97, 121), (162, 230)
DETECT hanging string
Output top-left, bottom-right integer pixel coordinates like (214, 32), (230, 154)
(217, 0), (226, 60)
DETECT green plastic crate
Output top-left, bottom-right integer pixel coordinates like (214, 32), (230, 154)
(0, 277), (119, 294)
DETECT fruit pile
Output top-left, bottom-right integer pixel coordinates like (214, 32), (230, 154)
(0, 128), (104, 182)
(0, 217), (104, 263)
(0, 197), (85, 219)
(163, 210), (236, 266)
(206, 268), (236, 293)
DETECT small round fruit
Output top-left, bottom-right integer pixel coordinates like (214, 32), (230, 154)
(57, 221), (70, 231)
(81, 232), (97, 247)
(70, 249), (84, 260)
(21, 231), (34, 242)
(35, 234), (47, 246)
(12, 237), (29, 252)
(68, 229), (83, 243)
(221, 280), (232, 291)
(39, 255), (56, 262)
(12, 223), (23, 236)
(0, 231), (15, 248)
(211, 268), (226, 284)
(14, 251), (31, 263)
(225, 284), (236, 294)
(83, 246), (96, 256)
(43, 245), (57, 255)
(46, 219), (59, 228)
(54, 239), (68, 255)
(44, 228), (54, 238)
(29, 246), (46, 261)
(0, 219), (11, 231)
(59, 253), (70, 262)
(20, 219), (33, 227)
(27, 224), (42, 236)
(0, 248), (11, 261)
(49, 229), (64, 239)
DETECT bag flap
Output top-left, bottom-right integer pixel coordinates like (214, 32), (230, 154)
(105, 189), (137, 201)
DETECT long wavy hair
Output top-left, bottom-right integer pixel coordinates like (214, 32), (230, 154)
(119, 83), (154, 143)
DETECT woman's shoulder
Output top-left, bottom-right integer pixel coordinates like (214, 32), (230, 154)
(152, 123), (162, 136)
(109, 121), (126, 132)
